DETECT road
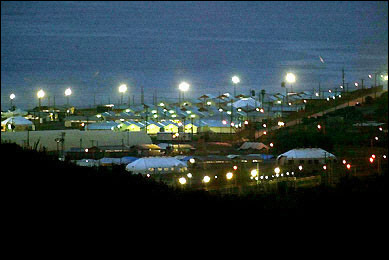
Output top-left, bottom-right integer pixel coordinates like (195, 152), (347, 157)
(255, 90), (386, 138)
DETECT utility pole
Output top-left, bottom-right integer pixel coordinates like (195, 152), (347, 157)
(141, 86), (144, 104)
(342, 68), (345, 93)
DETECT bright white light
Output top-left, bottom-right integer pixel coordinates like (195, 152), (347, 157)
(119, 84), (127, 93)
(187, 173), (193, 178)
(159, 102), (164, 107)
(203, 176), (210, 183)
(179, 82), (190, 92)
(263, 124), (267, 128)
(375, 137), (379, 141)
(368, 74), (372, 79)
(383, 155), (387, 159)
(37, 89), (45, 99)
(274, 167), (280, 174)
(222, 120), (227, 125)
(251, 169), (258, 177)
(219, 108), (223, 112)
(354, 82), (359, 87)
(65, 88), (72, 96)
(323, 165), (327, 170)
(270, 142), (274, 147)
(232, 76), (240, 84)
(207, 101), (212, 105)
(179, 177), (187, 185)
(298, 165), (303, 171)
(10, 93), (16, 100)
(285, 73), (296, 83)
(278, 121), (285, 127)
(315, 93), (319, 97)
(384, 75), (388, 81)
(226, 172), (233, 180)
(329, 90), (332, 93)
(189, 158), (195, 164)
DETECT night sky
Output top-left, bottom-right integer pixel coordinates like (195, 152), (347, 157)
(1, 1), (388, 110)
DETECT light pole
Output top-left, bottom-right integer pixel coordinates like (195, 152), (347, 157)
(231, 76), (240, 137)
(10, 93), (15, 108)
(65, 88), (72, 107)
(285, 72), (296, 104)
(178, 82), (190, 105)
(37, 89), (45, 111)
(119, 84), (127, 105)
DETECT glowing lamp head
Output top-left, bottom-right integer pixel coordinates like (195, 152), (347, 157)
(232, 76), (240, 84)
(317, 124), (322, 129)
(274, 167), (280, 174)
(371, 154), (376, 159)
(346, 164), (351, 170)
(189, 158), (195, 164)
(298, 165), (303, 171)
(226, 172), (233, 180)
(285, 73), (296, 83)
(270, 142), (274, 147)
(37, 89), (45, 99)
(251, 169), (258, 177)
(65, 88), (72, 96)
(178, 177), (187, 185)
(369, 158), (374, 163)
(323, 165), (327, 170)
(342, 160), (347, 165)
(10, 93), (15, 100)
(119, 84), (127, 93)
(233, 165), (238, 171)
(179, 82), (190, 92)
(203, 176), (210, 183)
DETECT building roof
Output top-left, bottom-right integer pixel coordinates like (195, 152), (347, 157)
(1, 116), (33, 126)
(277, 148), (336, 160)
(125, 157), (187, 173)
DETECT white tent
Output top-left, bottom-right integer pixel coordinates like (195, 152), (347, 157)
(1, 116), (33, 126)
(277, 148), (336, 160)
(125, 157), (187, 175)
(239, 142), (269, 150)
(231, 97), (261, 109)
(75, 159), (99, 167)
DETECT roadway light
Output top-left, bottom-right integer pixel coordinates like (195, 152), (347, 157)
(65, 88), (72, 106)
(118, 84), (127, 105)
(369, 158), (374, 163)
(222, 120), (227, 125)
(263, 131), (267, 135)
(37, 89), (45, 109)
(298, 165), (303, 171)
(226, 172), (233, 180)
(346, 164), (351, 170)
(383, 155), (387, 159)
(285, 73), (296, 83)
(342, 160), (347, 165)
(270, 142), (274, 147)
(179, 177), (187, 185)
(371, 154), (376, 159)
(384, 75), (388, 81)
(189, 158), (195, 164)
(233, 165), (238, 171)
(10, 93), (15, 107)
(375, 137), (379, 141)
(323, 165), (327, 170)
(250, 169), (258, 177)
(368, 74), (372, 79)
(263, 123), (267, 128)
(274, 167), (280, 174)
(354, 82), (359, 87)
(203, 175), (210, 183)
(187, 173), (192, 178)
(379, 127), (383, 131)
(260, 108), (264, 113)
(317, 124), (322, 130)
(232, 76), (240, 84)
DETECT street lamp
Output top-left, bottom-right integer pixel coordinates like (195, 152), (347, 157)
(285, 72), (296, 103)
(37, 89), (45, 110)
(10, 93), (15, 107)
(178, 81), (190, 103)
(65, 88), (72, 107)
(231, 76), (240, 136)
(119, 84), (127, 105)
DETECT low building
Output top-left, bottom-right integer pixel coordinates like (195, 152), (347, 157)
(276, 148), (337, 173)
(1, 116), (35, 132)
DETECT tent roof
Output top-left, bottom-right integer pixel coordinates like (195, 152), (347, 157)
(125, 157), (187, 172)
(1, 116), (33, 125)
(239, 142), (269, 150)
(277, 148), (336, 160)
